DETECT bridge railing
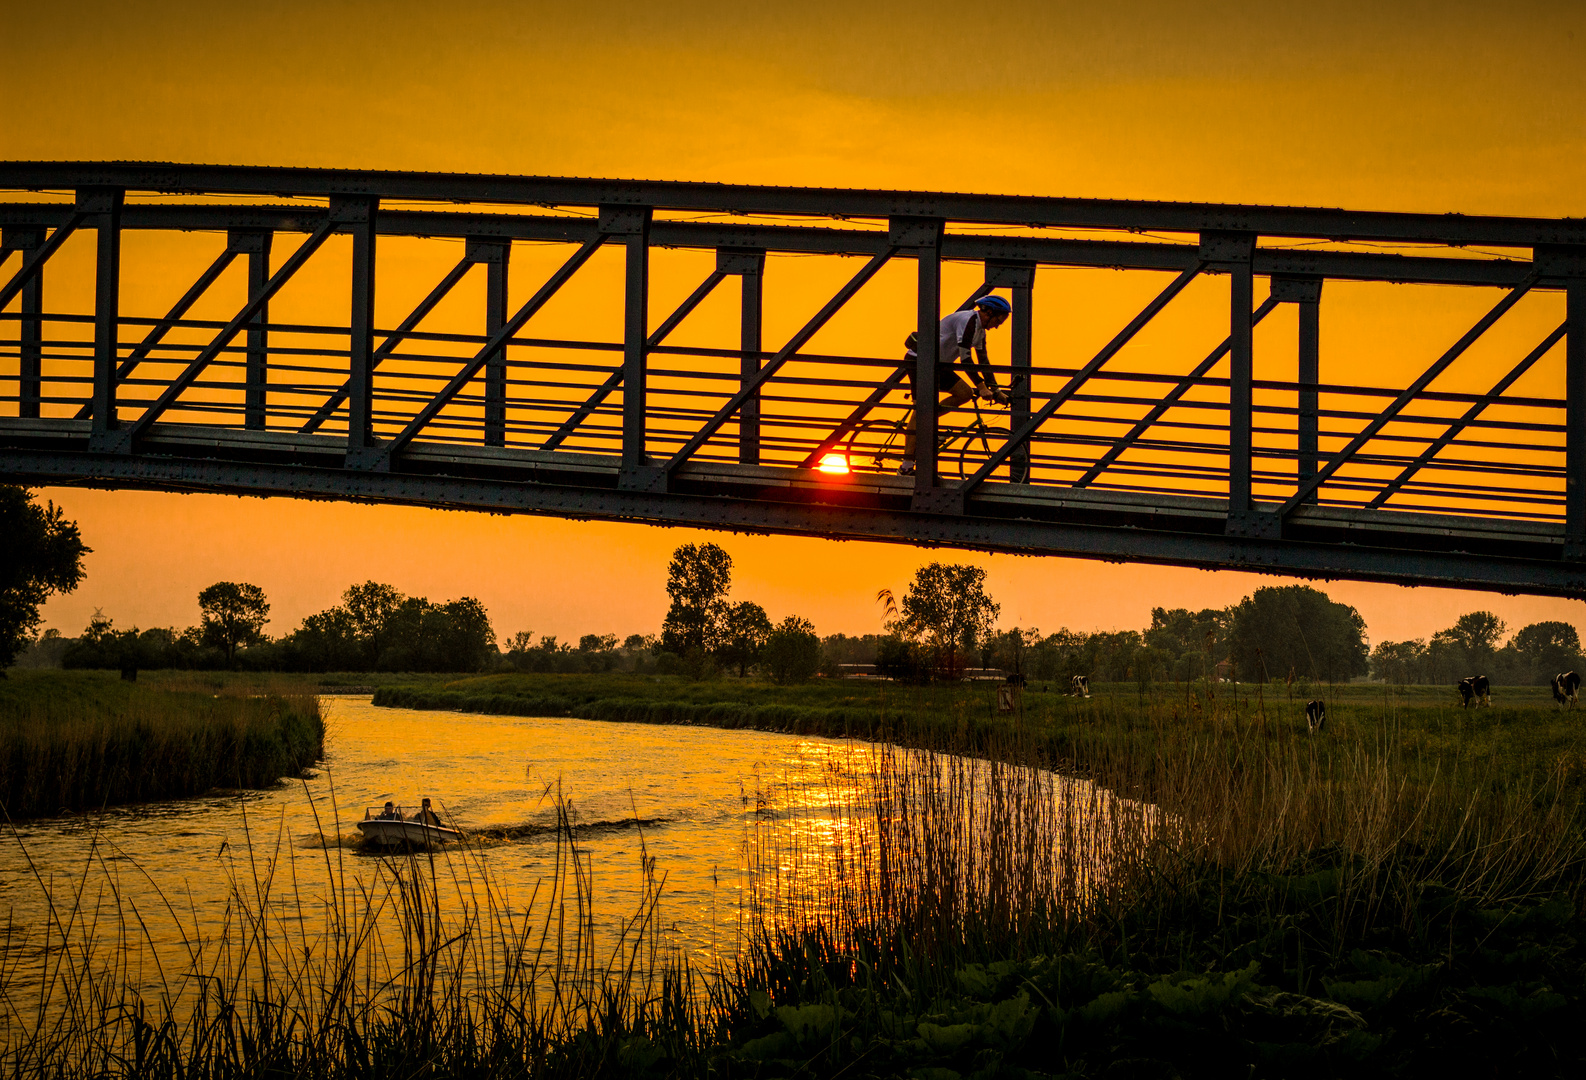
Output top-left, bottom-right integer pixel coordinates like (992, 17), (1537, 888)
(1, 163), (1582, 592)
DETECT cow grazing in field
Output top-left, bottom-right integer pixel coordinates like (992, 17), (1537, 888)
(1458, 675), (1491, 708)
(1552, 670), (1581, 707)
(1072, 675), (1090, 699)
(1305, 700), (1326, 734)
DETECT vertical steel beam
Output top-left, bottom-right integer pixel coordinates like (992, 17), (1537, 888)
(891, 218), (945, 502)
(472, 238), (512, 447)
(1205, 232), (1267, 536)
(83, 189), (124, 443)
(1271, 276), (1323, 503)
(10, 228), (45, 419)
(729, 249), (766, 465)
(1297, 294), (1320, 502)
(1568, 274), (1586, 559)
(988, 261), (1035, 482)
(340, 197), (379, 465)
(234, 231), (273, 430)
(608, 207), (655, 486)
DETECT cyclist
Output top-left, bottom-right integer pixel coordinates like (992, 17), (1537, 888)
(898, 294), (1012, 475)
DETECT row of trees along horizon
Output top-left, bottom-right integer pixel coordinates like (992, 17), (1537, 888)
(10, 503), (1586, 686)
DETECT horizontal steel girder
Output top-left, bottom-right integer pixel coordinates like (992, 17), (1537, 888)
(2, 162), (1584, 246)
(0, 203), (1548, 289)
(2, 433), (1581, 598)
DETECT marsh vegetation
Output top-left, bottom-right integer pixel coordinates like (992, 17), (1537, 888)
(0, 671), (324, 817)
(1, 674), (1582, 1077)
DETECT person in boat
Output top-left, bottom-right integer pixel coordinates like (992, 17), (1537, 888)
(377, 800), (400, 819)
(411, 797), (443, 827)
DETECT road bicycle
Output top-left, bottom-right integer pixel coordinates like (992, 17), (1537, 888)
(846, 397), (1006, 480)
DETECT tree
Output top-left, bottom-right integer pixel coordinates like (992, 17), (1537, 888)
(1508, 621), (1581, 682)
(718, 601), (773, 676)
(897, 562), (1000, 678)
(659, 543), (733, 655)
(197, 582), (270, 663)
(579, 633), (619, 652)
(763, 616), (820, 684)
(344, 580), (405, 662)
(0, 487), (89, 671)
(1446, 611), (1507, 656)
(1226, 585), (1368, 684)
(1371, 639), (1430, 684)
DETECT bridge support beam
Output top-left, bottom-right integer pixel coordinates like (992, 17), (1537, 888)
(988, 260), (1035, 483)
(473, 238), (511, 447)
(894, 217), (949, 510)
(84, 188), (124, 446)
(725, 248), (765, 465)
(1556, 247), (1586, 559)
(1271, 275), (1323, 504)
(235, 231), (273, 430)
(341, 197), (379, 464)
(4, 228), (46, 419)
(1205, 232), (1272, 538)
(612, 207), (657, 488)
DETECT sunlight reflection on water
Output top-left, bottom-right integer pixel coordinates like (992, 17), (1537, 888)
(0, 696), (1144, 1008)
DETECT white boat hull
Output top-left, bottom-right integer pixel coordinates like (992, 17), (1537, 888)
(356, 818), (461, 848)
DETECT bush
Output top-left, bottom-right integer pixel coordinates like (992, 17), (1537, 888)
(763, 617), (820, 684)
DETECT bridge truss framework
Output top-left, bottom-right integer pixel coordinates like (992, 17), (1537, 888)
(2, 163), (1585, 596)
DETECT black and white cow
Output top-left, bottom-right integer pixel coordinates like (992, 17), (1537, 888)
(1458, 675), (1491, 708)
(1552, 670), (1581, 708)
(1072, 675), (1090, 699)
(1305, 699), (1326, 734)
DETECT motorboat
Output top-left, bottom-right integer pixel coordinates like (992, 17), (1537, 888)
(356, 801), (462, 848)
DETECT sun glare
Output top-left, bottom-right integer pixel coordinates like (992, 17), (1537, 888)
(817, 453), (849, 475)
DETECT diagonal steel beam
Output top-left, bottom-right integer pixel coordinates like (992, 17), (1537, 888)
(75, 248), (239, 420)
(1074, 295), (1280, 488)
(798, 283), (992, 469)
(660, 247), (898, 476)
(954, 261), (1207, 500)
(1278, 272), (1540, 518)
(110, 216), (340, 448)
(299, 253), (475, 434)
(540, 268), (728, 452)
(0, 213), (84, 311)
(372, 235), (608, 466)
(1368, 321), (1567, 508)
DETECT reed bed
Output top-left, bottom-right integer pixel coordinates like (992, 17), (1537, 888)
(0, 671), (324, 817)
(0, 680), (1583, 1077)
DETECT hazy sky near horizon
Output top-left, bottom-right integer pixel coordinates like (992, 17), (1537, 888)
(7, 1), (1586, 646)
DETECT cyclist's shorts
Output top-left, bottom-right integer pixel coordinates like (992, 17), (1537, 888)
(902, 356), (967, 399)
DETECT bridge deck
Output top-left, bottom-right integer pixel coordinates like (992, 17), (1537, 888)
(1, 163), (1582, 595)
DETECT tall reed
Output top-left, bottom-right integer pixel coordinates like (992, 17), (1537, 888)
(0, 672), (323, 817)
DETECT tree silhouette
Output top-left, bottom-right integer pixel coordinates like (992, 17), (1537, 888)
(718, 601), (773, 676)
(659, 543), (733, 655)
(898, 562), (1000, 678)
(0, 487), (89, 672)
(197, 582), (270, 662)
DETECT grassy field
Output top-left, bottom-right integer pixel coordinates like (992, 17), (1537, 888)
(373, 672), (1586, 796)
(0, 670), (325, 817)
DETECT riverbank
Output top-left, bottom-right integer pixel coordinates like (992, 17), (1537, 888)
(0, 670), (324, 817)
(372, 672), (1586, 795)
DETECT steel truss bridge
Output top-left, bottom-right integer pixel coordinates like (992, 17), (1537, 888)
(1, 163), (1584, 596)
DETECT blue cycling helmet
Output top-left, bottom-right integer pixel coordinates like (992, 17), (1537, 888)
(975, 294), (1012, 316)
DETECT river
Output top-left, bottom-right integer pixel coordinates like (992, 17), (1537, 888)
(0, 695), (1140, 1024)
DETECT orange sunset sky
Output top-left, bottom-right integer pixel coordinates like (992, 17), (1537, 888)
(6, 1), (1586, 647)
